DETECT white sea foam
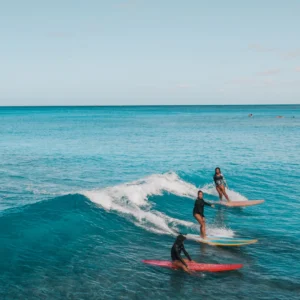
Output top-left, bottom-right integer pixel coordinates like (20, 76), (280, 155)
(82, 172), (234, 237)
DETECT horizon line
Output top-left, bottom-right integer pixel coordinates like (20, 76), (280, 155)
(0, 104), (299, 108)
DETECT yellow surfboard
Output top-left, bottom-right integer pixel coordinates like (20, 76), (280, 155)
(186, 234), (258, 246)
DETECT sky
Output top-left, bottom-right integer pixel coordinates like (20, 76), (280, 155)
(0, 0), (300, 106)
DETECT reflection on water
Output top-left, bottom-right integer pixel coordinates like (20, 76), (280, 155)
(213, 207), (227, 227)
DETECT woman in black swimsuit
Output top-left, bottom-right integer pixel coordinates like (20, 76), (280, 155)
(214, 167), (230, 202)
(193, 190), (214, 238)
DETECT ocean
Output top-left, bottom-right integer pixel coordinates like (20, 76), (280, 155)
(0, 105), (299, 299)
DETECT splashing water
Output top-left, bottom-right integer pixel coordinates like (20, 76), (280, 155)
(82, 172), (234, 237)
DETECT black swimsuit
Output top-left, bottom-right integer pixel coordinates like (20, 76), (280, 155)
(214, 174), (225, 187)
(193, 197), (212, 217)
(171, 243), (191, 266)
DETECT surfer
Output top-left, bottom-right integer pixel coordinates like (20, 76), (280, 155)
(193, 190), (214, 239)
(171, 234), (193, 274)
(214, 167), (230, 202)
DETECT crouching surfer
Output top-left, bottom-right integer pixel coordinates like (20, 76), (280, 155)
(171, 234), (194, 274)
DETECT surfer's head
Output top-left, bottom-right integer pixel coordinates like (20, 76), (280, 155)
(175, 234), (186, 245)
(197, 190), (203, 199)
(215, 167), (221, 174)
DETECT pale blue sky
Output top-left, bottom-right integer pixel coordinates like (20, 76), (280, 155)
(0, 0), (300, 105)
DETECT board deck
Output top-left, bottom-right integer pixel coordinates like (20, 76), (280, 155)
(142, 260), (243, 272)
(186, 234), (257, 246)
(214, 200), (264, 207)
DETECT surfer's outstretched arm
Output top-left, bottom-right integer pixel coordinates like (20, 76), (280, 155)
(203, 200), (211, 206)
(203, 200), (213, 207)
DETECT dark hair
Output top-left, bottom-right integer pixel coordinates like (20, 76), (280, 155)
(176, 234), (186, 244)
(198, 190), (203, 195)
(215, 167), (221, 174)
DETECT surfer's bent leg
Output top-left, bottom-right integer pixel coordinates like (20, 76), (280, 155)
(220, 185), (230, 202)
(216, 186), (223, 200)
(194, 214), (206, 238)
(172, 260), (190, 273)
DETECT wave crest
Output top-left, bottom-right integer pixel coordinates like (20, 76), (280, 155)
(82, 172), (234, 237)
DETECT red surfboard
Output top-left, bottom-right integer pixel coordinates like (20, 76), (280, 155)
(142, 260), (243, 272)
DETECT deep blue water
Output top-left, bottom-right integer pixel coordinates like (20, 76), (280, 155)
(0, 105), (299, 300)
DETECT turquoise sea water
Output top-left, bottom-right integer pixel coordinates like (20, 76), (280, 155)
(0, 105), (299, 300)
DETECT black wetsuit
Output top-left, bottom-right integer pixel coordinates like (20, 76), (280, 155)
(171, 241), (191, 267)
(214, 174), (225, 187)
(193, 197), (212, 217)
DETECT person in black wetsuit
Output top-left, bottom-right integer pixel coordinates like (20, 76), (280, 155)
(214, 167), (230, 202)
(171, 234), (193, 273)
(193, 190), (214, 239)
